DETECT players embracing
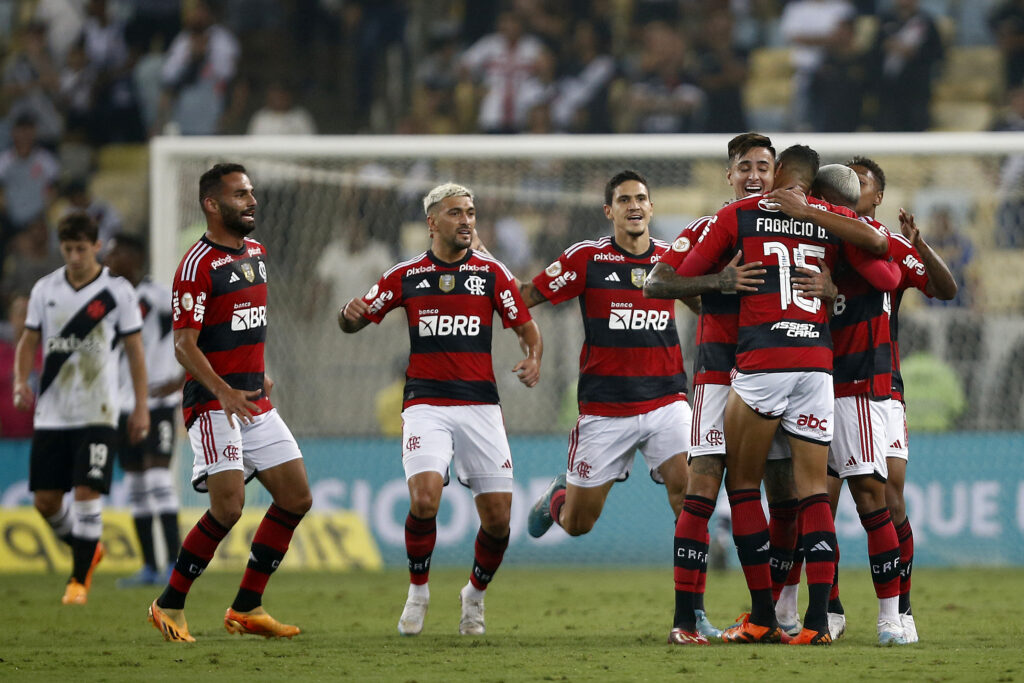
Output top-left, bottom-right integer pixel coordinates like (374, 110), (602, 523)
(339, 182), (541, 636)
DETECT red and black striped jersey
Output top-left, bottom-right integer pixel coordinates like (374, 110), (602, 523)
(532, 235), (686, 417)
(361, 249), (531, 409)
(680, 194), (898, 374)
(172, 236), (271, 428)
(660, 215), (739, 387)
(829, 220), (896, 399)
(885, 226), (934, 401)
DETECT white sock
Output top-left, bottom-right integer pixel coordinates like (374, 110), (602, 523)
(462, 582), (485, 601)
(72, 498), (103, 541)
(777, 583), (800, 618)
(125, 471), (149, 517)
(144, 467), (179, 514)
(408, 583), (429, 600)
(878, 596), (899, 624)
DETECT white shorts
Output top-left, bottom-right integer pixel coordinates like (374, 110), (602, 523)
(567, 400), (691, 487)
(690, 383), (790, 460)
(188, 409), (302, 493)
(401, 403), (513, 495)
(732, 371), (834, 445)
(885, 399), (909, 461)
(828, 395), (889, 480)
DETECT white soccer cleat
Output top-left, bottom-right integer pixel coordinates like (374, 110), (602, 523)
(900, 612), (918, 643)
(877, 618), (908, 646)
(459, 584), (485, 635)
(398, 595), (429, 636)
(776, 605), (802, 638)
(827, 612), (847, 640)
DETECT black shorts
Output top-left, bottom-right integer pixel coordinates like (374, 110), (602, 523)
(30, 426), (118, 494)
(118, 406), (177, 470)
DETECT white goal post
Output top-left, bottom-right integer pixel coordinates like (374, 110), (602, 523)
(150, 132), (1024, 436)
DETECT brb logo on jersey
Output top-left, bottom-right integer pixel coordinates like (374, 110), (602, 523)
(608, 302), (670, 330)
(231, 304), (267, 331)
(418, 314), (481, 337)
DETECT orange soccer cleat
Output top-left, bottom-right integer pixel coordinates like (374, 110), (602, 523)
(148, 600), (196, 643)
(224, 607), (301, 639)
(61, 579), (88, 605)
(667, 628), (710, 645)
(721, 613), (783, 644)
(788, 626), (833, 645)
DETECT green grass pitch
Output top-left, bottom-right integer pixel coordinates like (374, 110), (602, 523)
(3, 567), (1022, 682)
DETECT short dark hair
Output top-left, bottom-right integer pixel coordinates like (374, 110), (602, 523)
(57, 212), (99, 243)
(846, 156), (886, 191)
(777, 144), (820, 180)
(727, 132), (775, 166)
(109, 232), (147, 259)
(199, 162), (247, 204)
(605, 169), (650, 206)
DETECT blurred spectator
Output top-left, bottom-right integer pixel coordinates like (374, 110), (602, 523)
(33, 0), (87, 67)
(990, 0), (1024, 88)
(693, 7), (749, 133)
(0, 216), (61, 315)
(125, 0), (182, 54)
(518, 45), (560, 129)
(2, 21), (64, 148)
(622, 20), (705, 133)
(60, 177), (123, 247)
(0, 295), (37, 437)
(811, 13), (868, 131)
(156, 0), (239, 135)
(80, 0), (146, 144)
(459, 10), (546, 133)
(922, 207), (974, 307)
(549, 19), (615, 133)
(247, 80), (317, 135)
(311, 219), (392, 315)
(0, 114), (60, 237)
(343, 0), (407, 131)
(58, 41), (96, 141)
(870, 0), (945, 131)
(994, 86), (1024, 246)
(779, 0), (856, 131)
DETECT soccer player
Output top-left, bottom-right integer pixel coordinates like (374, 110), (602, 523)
(645, 134), (836, 644)
(522, 170), (691, 553)
(812, 164), (907, 645)
(338, 182), (541, 637)
(13, 212), (150, 605)
(104, 234), (184, 587)
(670, 145), (901, 644)
(148, 163), (312, 643)
(844, 156), (958, 643)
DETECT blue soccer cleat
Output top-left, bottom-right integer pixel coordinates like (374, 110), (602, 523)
(527, 474), (566, 538)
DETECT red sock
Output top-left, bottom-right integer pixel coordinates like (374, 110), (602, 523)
(728, 488), (773, 624)
(470, 527), (509, 590)
(549, 488), (566, 527)
(799, 494), (837, 632)
(673, 495), (714, 628)
(768, 499), (799, 601)
(237, 504), (303, 598)
(166, 511), (230, 601)
(861, 508), (900, 600)
(895, 517), (914, 612)
(405, 513), (436, 585)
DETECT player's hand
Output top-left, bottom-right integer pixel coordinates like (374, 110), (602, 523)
(217, 387), (263, 428)
(12, 382), (33, 411)
(127, 405), (151, 445)
(793, 260), (837, 301)
(340, 297), (369, 324)
(717, 251), (765, 293)
(898, 208), (920, 246)
(512, 357), (540, 388)
(767, 186), (811, 219)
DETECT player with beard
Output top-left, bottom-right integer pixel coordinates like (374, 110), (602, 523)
(148, 163), (313, 643)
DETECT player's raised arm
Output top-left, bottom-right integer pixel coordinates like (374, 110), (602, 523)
(338, 296), (373, 333)
(769, 186), (888, 255)
(898, 208), (958, 300)
(644, 253), (764, 299)
(173, 327), (261, 427)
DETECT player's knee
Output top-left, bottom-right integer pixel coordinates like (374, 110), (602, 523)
(33, 494), (61, 518)
(560, 510), (596, 536)
(277, 491), (312, 516)
(408, 490), (440, 519)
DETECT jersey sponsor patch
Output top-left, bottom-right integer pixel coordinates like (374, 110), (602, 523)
(672, 236), (691, 252)
(545, 261), (562, 277)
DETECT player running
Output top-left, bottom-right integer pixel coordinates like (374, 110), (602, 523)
(104, 234), (184, 588)
(13, 213), (149, 605)
(148, 163), (312, 643)
(668, 145), (900, 644)
(339, 182), (541, 636)
(523, 170), (692, 560)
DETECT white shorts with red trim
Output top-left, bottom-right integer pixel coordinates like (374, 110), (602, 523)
(690, 383), (791, 460)
(567, 400), (690, 488)
(885, 399), (909, 461)
(732, 371), (834, 445)
(828, 395), (889, 480)
(400, 403), (513, 495)
(187, 409), (302, 492)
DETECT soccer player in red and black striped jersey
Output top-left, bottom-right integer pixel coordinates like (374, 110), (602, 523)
(149, 163), (312, 643)
(339, 182), (541, 637)
(843, 157), (957, 644)
(522, 170), (692, 554)
(811, 164), (907, 645)
(671, 145), (900, 644)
